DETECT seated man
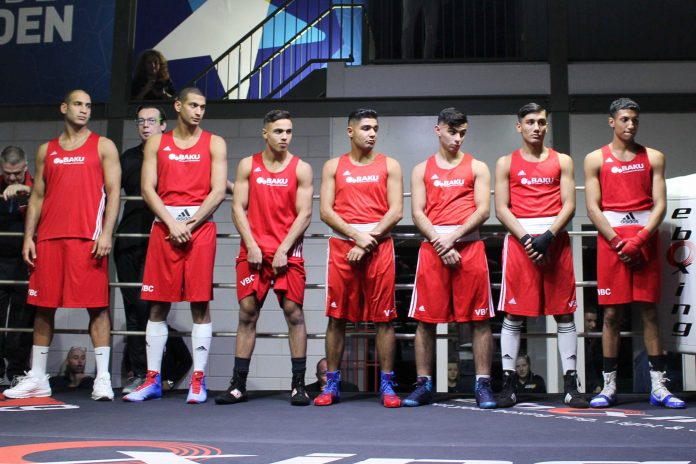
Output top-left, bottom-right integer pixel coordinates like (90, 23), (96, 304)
(305, 358), (359, 395)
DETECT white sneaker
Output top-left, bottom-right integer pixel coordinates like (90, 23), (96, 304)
(3, 371), (51, 399)
(92, 375), (114, 401)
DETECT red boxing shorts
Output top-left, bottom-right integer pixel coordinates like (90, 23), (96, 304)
(27, 238), (109, 308)
(498, 231), (577, 316)
(409, 240), (494, 323)
(141, 221), (216, 302)
(235, 252), (306, 306)
(326, 237), (396, 323)
(597, 224), (660, 305)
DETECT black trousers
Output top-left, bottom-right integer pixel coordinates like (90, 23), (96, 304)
(114, 242), (150, 377)
(0, 256), (34, 380)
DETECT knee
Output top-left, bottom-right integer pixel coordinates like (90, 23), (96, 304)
(603, 310), (621, 330)
(284, 307), (305, 327)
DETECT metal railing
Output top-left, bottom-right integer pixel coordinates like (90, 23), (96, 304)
(186, 0), (363, 100)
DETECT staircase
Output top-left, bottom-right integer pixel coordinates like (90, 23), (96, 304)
(187, 0), (363, 100)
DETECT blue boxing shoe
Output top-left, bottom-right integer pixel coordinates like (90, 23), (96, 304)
(649, 370), (685, 409)
(123, 370), (162, 402)
(590, 371), (617, 408)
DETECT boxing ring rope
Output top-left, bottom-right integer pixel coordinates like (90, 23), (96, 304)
(0, 187), (607, 341)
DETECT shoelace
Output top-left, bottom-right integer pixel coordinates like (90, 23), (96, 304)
(190, 373), (203, 394)
(381, 378), (398, 395)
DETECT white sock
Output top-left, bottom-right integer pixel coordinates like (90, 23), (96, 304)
(501, 318), (523, 371)
(93, 346), (111, 378)
(31, 345), (50, 376)
(557, 321), (578, 372)
(191, 322), (212, 373)
(146, 320), (168, 372)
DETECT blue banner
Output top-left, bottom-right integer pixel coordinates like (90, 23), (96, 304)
(0, 0), (115, 104)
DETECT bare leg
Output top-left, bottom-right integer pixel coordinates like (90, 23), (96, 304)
(601, 305), (623, 358)
(282, 298), (307, 358)
(375, 322), (396, 372)
(33, 307), (56, 346)
(235, 296), (260, 359)
(414, 322), (435, 376)
(87, 307), (111, 347)
(325, 317), (346, 372)
(472, 320), (493, 375)
(637, 302), (662, 356)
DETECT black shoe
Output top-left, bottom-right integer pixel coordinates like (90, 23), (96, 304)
(563, 370), (589, 408)
(290, 373), (310, 406)
(215, 374), (248, 405)
(496, 370), (517, 408)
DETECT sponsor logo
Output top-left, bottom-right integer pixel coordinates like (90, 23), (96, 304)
(256, 177), (289, 186)
(620, 212), (640, 224)
(568, 300), (577, 308)
(49, 150), (58, 156)
(141, 284), (155, 292)
(168, 153), (201, 162)
(433, 178), (466, 188)
(430, 174), (439, 180)
(254, 167), (262, 172)
(28, 288), (37, 297)
(517, 169), (526, 176)
(176, 209), (192, 222)
(240, 275), (255, 286)
(346, 174), (379, 184)
(418, 305), (425, 312)
(474, 308), (488, 316)
(597, 288), (612, 296)
(520, 177), (555, 185)
(163, 145), (172, 151)
(330, 301), (337, 308)
(53, 156), (85, 165)
(610, 163), (645, 174)
(342, 170), (351, 176)
(195, 346), (208, 352)
(507, 298), (517, 305)
(605, 157), (613, 163)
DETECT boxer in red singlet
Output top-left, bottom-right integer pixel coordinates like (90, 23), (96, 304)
(215, 110), (313, 407)
(495, 103), (587, 409)
(584, 97), (684, 409)
(316, 109), (403, 408)
(5, 90), (121, 402)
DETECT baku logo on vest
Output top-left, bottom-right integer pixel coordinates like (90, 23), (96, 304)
(168, 153), (201, 162)
(610, 163), (644, 174)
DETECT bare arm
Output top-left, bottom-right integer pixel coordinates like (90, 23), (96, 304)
(584, 149), (617, 242)
(494, 155), (528, 240)
(410, 161), (437, 241)
(272, 159), (314, 274)
(232, 157), (262, 269)
(2, 183), (31, 201)
(370, 157), (404, 239)
(547, 152), (575, 235)
(188, 134), (228, 229)
(644, 148), (667, 234)
(319, 158), (378, 251)
(92, 137), (122, 258)
(22, 144), (47, 267)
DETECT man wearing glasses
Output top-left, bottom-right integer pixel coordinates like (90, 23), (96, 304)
(0, 146), (34, 385)
(115, 106), (167, 394)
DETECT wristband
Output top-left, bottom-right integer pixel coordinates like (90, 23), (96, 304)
(635, 228), (650, 247)
(609, 235), (622, 250)
(519, 234), (532, 246)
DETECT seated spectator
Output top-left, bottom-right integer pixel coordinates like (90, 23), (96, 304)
(306, 358), (359, 395)
(49, 347), (94, 391)
(131, 49), (175, 100)
(514, 354), (546, 393)
(584, 307), (603, 394)
(447, 360), (466, 393)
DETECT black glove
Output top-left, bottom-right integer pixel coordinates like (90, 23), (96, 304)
(531, 230), (555, 255)
(519, 234), (532, 246)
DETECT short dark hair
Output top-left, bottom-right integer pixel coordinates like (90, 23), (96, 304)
(438, 107), (468, 127)
(609, 98), (640, 118)
(264, 109), (291, 125)
(136, 105), (167, 123)
(516, 353), (531, 366)
(62, 89), (90, 104)
(517, 102), (546, 120)
(348, 108), (378, 125)
(0, 145), (26, 165)
(176, 87), (204, 103)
